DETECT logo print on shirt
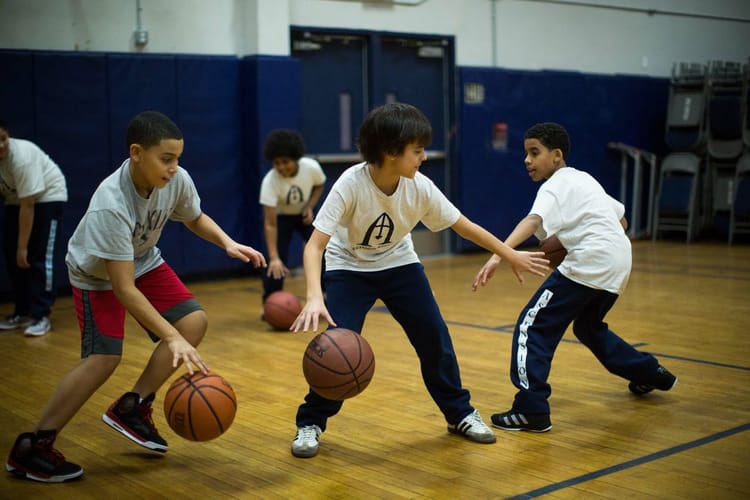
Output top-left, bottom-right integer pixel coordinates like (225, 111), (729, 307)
(133, 209), (169, 245)
(286, 185), (304, 205)
(359, 212), (394, 247)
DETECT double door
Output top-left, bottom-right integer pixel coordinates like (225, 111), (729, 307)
(291, 28), (455, 254)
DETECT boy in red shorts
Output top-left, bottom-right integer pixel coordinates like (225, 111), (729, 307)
(5, 110), (266, 482)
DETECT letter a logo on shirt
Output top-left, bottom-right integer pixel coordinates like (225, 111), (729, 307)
(359, 212), (394, 247)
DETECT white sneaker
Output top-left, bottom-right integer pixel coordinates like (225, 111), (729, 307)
(0, 314), (32, 330)
(447, 409), (497, 444)
(24, 317), (51, 337)
(291, 425), (321, 458)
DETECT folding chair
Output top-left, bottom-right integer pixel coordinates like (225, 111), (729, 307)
(729, 154), (750, 244)
(706, 61), (744, 216)
(652, 152), (701, 242)
(665, 62), (707, 152)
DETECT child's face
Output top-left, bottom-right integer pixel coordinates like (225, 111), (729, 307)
(0, 128), (9, 160)
(131, 138), (184, 190)
(391, 142), (426, 178)
(523, 138), (563, 181)
(272, 156), (299, 178)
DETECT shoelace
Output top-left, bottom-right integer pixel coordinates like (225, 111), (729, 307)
(138, 403), (158, 431)
(297, 427), (319, 441)
(36, 439), (65, 466)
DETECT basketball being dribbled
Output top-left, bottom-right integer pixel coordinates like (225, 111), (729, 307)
(302, 328), (375, 400)
(539, 234), (567, 268)
(264, 290), (302, 330)
(163, 372), (237, 441)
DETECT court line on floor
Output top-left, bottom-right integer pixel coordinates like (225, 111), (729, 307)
(505, 423), (750, 499)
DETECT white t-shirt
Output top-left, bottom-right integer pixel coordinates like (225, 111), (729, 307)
(66, 160), (202, 290)
(0, 138), (68, 204)
(259, 157), (326, 215)
(529, 166), (631, 294)
(314, 162), (460, 272)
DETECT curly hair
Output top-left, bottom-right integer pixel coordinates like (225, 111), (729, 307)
(263, 129), (305, 161)
(357, 103), (432, 165)
(524, 122), (570, 160)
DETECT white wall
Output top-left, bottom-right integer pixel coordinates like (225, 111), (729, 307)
(0, 0), (747, 76)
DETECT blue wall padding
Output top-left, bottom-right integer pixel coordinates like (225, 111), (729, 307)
(241, 55), (304, 267)
(457, 67), (668, 250)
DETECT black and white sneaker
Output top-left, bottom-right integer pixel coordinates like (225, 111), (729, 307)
(6, 430), (83, 483)
(447, 409), (496, 443)
(491, 410), (551, 432)
(291, 425), (321, 458)
(102, 392), (168, 452)
(629, 365), (677, 395)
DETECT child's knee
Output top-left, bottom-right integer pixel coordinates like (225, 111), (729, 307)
(177, 309), (208, 345)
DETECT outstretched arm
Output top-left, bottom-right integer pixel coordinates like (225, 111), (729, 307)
(184, 213), (266, 268)
(290, 229), (336, 333)
(452, 215), (548, 286)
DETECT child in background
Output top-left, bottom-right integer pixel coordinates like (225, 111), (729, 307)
(6, 110), (266, 482)
(259, 129), (326, 312)
(0, 120), (67, 336)
(472, 122), (676, 433)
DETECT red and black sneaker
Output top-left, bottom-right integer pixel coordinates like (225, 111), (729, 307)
(102, 392), (168, 452)
(6, 430), (83, 483)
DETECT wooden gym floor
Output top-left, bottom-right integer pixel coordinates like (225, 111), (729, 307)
(1, 240), (748, 499)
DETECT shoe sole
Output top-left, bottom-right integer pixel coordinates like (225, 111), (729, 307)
(24, 328), (51, 337)
(6, 462), (83, 483)
(490, 421), (551, 432)
(102, 413), (167, 452)
(447, 426), (497, 443)
(291, 447), (319, 458)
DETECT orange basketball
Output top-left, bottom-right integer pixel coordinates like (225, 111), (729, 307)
(302, 328), (375, 400)
(539, 234), (567, 268)
(163, 372), (237, 441)
(264, 290), (302, 330)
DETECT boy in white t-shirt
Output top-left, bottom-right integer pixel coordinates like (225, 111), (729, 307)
(0, 120), (68, 336)
(6, 111), (266, 482)
(259, 130), (326, 307)
(288, 103), (550, 458)
(472, 122), (677, 433)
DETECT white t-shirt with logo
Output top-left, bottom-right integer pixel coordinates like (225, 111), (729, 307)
(259, 157), (326, 215)
(66, 160), (202, 290)
(0, 138), (68, 204)
(314, 162), (460, 272)
(529, 166), (631, 294)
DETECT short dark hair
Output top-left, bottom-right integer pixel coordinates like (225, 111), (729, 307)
(263, 129), (305, 161)
(357, 103), (432, 165)
(0, 118), (8, 133)
(524, 122), (570, 160)
(126, 111), (183, 150)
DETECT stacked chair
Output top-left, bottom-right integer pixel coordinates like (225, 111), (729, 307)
(728, 60), (750, 244)
(653, 63), (707, 242)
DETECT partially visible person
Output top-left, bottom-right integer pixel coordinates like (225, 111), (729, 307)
(5, 111), (266, 483)
(0, 120), (67, 336)
(259, 129), (326, 311)
(472, 122), (677, 433)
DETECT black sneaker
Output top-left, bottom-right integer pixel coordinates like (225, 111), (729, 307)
(102, 392), (168, 452)
(629, 365), (678, 395)
(491, 410), (551, 432)
(6, 430), (83, 482)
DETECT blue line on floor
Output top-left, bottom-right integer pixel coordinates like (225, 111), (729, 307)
(506, 423), (750, 499)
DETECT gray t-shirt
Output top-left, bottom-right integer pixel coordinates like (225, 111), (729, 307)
(66, 160), (202, 290)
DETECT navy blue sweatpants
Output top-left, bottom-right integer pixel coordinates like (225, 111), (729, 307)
(295, 262), (473, 430)
(509, 270), (659, 415)
(262, 214), (315, 301)
(2, 201), (64, 320)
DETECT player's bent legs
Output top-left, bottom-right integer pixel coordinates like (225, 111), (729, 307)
(509, 272), (585, 415)
(36, 354), (121, 433)
(132, 309), (208, 397)
(381, 263), (471, 425)
(571, 292), (658, 382)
